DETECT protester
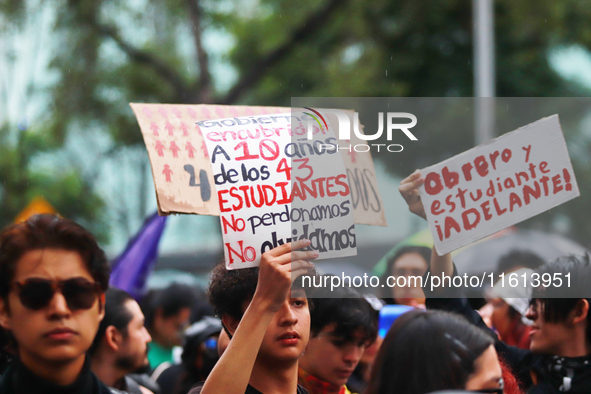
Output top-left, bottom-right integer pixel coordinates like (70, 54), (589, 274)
(366, 309), (504, 394)
(189, 239), (317, 394)
(400, 170), (591, 393)
(141, 283), (199, 371)
(90, 287), (155, 394)
(156, 316), (221, 394)
(0, 214), (120, 393)
(345, 336), (381, 393)
(298, 284), (377, 394)
(481, 267), (534, 349)
(380, 245), (431, 307)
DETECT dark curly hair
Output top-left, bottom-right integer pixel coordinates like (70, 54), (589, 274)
(0, 214), (110, 299)
(208, 264), (259, 322)
(207, 262), (313, 322)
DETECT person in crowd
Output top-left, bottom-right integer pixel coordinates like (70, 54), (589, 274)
(0, 214), (120, 393)
(380, 245), (431, 307)
(366, 309), (504, 394)
(400, 169), (591, 393)
(89, 287), (155, 394)
(481, 267), (534, 349)
(189, 239), (317, 394)
(298, 284), (378, 394)
(141, 283), (199, 371)
(156, 315), (221, 394)
(346, 335), (382, 394)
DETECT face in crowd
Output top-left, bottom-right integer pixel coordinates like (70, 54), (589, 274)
(0, 248), (105, 375)
(114, 299), (152, 371)
(389, 249), (429, 307)
(300, 323), (369, 387)
(152, 306), (191, 348)
(0, 215), (110, 384)
(227, 288), (310, 365)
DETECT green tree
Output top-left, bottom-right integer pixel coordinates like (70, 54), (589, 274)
(3, 0), (591, 246)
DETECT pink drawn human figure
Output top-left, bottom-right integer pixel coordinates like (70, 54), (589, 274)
(163, 165), (173, 182)
(179, 122), (189, 136)
(171, 107), (182, 119)
(229, 107), (239, 117)
(201, 107), (211, 118)
(165, 120), (175, 136)
(158, 106), (168, 118)
(187, 108), (197, 119)
(344, 139), (356, 163)
(170, 141), (180, 158)
(142, 107), (152, 118)
(201, 140), (209, 158)
(215, 107), (225, 118)
(150, 122), (160, 136)
(186, 141), (196, 158)
(155, 140), (165, 157)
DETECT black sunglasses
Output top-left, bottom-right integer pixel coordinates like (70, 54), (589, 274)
(12, 278), (102, 311)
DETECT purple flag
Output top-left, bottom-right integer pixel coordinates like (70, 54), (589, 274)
(109, 213), (167, 300)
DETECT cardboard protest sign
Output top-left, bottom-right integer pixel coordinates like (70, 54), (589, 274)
(130, 103), (216, 215)
(420, 115), (579, 255)
(131, 103), (386, 226)
(323, 112), (387, 227)
(200, 111), (357, 269)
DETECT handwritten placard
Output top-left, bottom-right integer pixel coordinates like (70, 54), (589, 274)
(420, 115), (579, 255)
(201, 111), (357, 269)
(131, 104), (386, 226)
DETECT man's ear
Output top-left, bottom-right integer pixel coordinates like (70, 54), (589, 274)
(0, 298), (12, 331)
(104, 325), (122, 351)
(221, 314), (239, 338)
(98, 293), (106, 322)
(571, 299), (589, 326)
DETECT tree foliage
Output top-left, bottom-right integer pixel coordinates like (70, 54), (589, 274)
(2, 0), (591, 246)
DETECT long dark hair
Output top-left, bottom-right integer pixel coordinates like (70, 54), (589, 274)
(366, 310), (494, 394)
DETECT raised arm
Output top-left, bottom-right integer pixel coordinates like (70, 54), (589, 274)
(200, 239), (317, 394)
(399, 170), (453, 278)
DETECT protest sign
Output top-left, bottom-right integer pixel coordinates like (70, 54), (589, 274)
(420, 115), (579, 255)
(131, 103), (386, 226)
(200, 111), (357, 269)
(130, 103), (216, 215)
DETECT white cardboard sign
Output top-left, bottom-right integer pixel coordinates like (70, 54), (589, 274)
(420, 115), (579, 255)
(201, 112), (357, 269)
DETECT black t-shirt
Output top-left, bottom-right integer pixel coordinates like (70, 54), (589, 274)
(0, 357), (116, 394)
(189, 382), (309, 394)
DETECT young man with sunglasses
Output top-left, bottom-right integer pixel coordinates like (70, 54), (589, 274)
(0, 214), (122, 394)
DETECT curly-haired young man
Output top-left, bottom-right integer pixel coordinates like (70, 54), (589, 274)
(190, 239), (317, 394)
